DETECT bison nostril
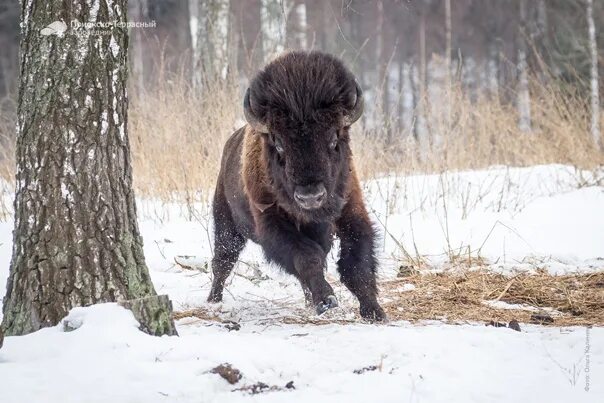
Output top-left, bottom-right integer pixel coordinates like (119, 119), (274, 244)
(294, 183), (326, 209)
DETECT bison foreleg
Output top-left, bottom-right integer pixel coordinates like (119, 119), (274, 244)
(336, 204), (386, 321)
(257, 211), (337, 314)
(208, 187), (246, 303)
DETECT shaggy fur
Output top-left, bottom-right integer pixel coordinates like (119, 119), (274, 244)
(208, 51), (386, 321)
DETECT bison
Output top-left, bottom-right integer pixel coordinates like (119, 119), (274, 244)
(208, 51), (386, 321)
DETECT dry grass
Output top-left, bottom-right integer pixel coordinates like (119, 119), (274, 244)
(352, 83), (604, 180)
(128, 73), (240, 202)
(174, 269), (604, 327)
(382, 269), (604, 327)
(129, 74), (604, 202)
(0, 71), (602, 203)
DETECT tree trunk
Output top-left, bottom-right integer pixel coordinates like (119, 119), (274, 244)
(376, 0), (391, 141)
(445, 0), (452, 70)
(587, 0), (601, 149)
(445, 0), (452, 131)
(260, 0), (287, 61)
(304, 0), (322, 50)
(129, 0), (147, 98)
(411, 64), (420, 142)
(397, 58), (404, 135)
(234, 0), (263, 78)
(517, 0), (532, 132)
(1, 0), (175, 336)
(189, 0), (204, 90)
(226, 0), (240, 81)
(190, 0), (227, 90)
(119, 295), (177, 336)
(417, 10), (429, 155)
(286, 0), (307, 49)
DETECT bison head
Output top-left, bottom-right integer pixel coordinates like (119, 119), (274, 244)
(243, 51), (364, 222)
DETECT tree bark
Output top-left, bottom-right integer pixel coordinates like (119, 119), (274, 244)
(376, 0), (391, 141)
(233, 0), (263, 78)
(1, 0), (175, 336)
(286, 0), (306, 49)
(129, 0), (147, 98)
(119, 295), (177, 336)
(226, 0), (240, 81)
(190, 0), (228, 90)
(417, 9), (429, 154)
(445, 0), (452, 69)
(189, 0), (204, 90)
(587, 0), (601, 149)
(517, 0), (532, 132)
(445, 0), (452, 131)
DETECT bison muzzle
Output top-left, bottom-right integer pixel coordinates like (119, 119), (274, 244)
(207, 51), (386, 321)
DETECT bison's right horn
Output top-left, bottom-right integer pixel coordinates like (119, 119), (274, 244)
(343, 82), (364, 126)
(243, 88), (269, 134)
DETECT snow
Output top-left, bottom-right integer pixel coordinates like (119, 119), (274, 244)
(482, 300), (562, 316)
(0, 164), (602, 402)
(0, 303), (600, 403)
(365, 165), (604, 274)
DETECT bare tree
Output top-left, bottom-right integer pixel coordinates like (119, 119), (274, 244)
(1, 0), (176, 336)
(285, 0), (307, 49)
(445, 0), (452, 131)
(417, 4), (429, 153)
(189, 0), (205, 89)
(261, 0), (287, 60)
(233, 0), (263, 78)
(129, 0), (148, 98)
(517, 0), (532, 132)
(587, 0), (601, 149)
(190, 0), (229, 90)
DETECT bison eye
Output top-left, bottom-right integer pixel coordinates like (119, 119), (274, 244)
(328, 133), (338, 150)
(274, 137), (285, 154)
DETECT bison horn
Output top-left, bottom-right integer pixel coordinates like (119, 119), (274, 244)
(343, 82), (364, 126)
(243, 88), (269, 134)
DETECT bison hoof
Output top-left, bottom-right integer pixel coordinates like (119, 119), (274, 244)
(315, 295), (339, 315)
(360, 303), (388, 322)
(207, 292), (223, 303)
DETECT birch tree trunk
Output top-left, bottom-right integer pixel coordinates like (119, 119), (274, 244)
(261, 0), (287, 61)
(517, 0), (532, 132)
(1, 0), (176, 336)
(234, 0), (263, 77)
(129, 0), (147, 98)
(417, 10), (429, 155)
(189, 0), (204, 90)
(226, 0), (240, 81)
(376, 0), (391, 142)
(285, 0), (306, 49)
(445, 0), (452, 131)
(586, 0), (601, 149)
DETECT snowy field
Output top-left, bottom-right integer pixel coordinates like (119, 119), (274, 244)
(0, 164), (603, 402)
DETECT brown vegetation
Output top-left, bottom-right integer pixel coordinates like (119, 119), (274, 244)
(128, 75), (604, 203)
(175, 269), (604, 327)
(0, 73), (602, 211)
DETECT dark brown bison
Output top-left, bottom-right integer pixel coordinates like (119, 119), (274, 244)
(208, 51), (386, 321)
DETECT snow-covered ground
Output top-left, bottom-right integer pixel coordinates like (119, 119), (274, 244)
(0, 164), (603, 402)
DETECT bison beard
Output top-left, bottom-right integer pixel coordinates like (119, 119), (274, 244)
(207, 51), (386, 321)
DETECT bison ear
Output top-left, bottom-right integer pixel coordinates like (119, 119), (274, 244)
(343, 81), (364, 126)
(244, 88), (269, 134)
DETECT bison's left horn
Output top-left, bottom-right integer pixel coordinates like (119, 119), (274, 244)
(243, 88), (269, 134)
(343, 82), (364, 126)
